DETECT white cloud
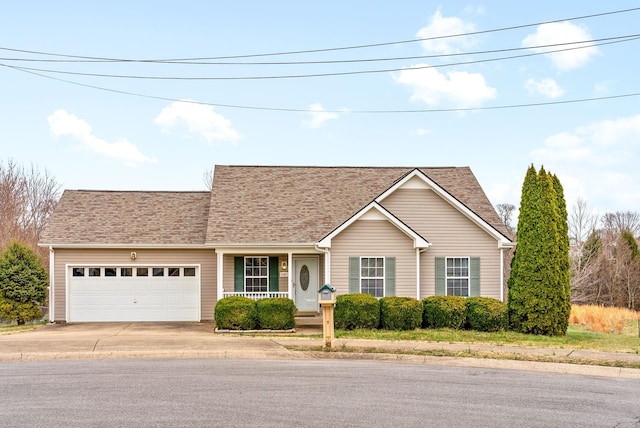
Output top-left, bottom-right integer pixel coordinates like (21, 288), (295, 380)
(525, 78), (564, 98)
(522, 21), (599, 71)
(414, 128), (431, 136)
(531, 114), (640, 212)
(304, 103), (344, 129)
(154, 101), (240, 143)
(394, 65), (496, 108)
(417, 8), (477, 54)
(47, 110), (157, 166)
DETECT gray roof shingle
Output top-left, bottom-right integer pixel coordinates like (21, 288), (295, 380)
(206, 165), (511, 245)
(41, 190), (211, 245)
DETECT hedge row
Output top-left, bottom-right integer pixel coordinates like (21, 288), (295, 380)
(214, 296), (296, 330)
(214, 294), (508, 332)
(335, 294), (507, 332)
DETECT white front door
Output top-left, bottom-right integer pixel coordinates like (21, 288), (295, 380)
(294, 257), (319, 311)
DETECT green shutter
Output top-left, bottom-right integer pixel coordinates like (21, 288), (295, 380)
(234, 257), (244, 292)
(435, 257), (446, 295)
(470, 257), (480, 297)
(269, 256), (279, 292)
(385, 257), (396, 296)
(349, 257), (360, 294)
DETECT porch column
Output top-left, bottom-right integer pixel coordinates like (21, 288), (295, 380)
(287, 252), (293, 300)
(217, 251), (224, 301)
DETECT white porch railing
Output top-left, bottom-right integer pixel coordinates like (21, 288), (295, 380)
(222, 292), (290, 301)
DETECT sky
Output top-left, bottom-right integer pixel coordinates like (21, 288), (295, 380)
(1, 1), (639, 220)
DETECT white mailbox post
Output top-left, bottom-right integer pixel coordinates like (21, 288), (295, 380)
(318, 284), (336, 349)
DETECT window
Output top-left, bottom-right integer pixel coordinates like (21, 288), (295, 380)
(446, 257), (469, 297)
(137, 268), (149, 277)
(105, 268), (117, 277)
(184, 267), (196, 277)
(153, 267), (164, 277)
(88, 268), (101, 277)
(121, 268), (132, 277)
(245, 257), (268, 292)
(360, 257), (384, 298)
(168, 267), (180, 277)
(72, 267), (85, 277)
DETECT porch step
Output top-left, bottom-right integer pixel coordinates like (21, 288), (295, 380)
(295, 313), (322, 333)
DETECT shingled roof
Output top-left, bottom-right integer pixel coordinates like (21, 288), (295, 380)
(206, 165), (510, 245)
(41, 191), (211, 246)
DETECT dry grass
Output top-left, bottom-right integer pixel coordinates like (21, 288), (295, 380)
(570, 304), (640, 334)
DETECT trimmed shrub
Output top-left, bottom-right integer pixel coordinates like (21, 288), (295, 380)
(0, 298), (42, 325)
(422, 296), (466, 329)
(335, 293), (380, 330)
(465, 297), (507, 332)
(214, 296), (257, 330)
(256, 298), (296, 330)
(379, 296), (422, 330)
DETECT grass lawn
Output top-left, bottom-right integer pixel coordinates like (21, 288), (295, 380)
(334, 322), (640, 354)
(0, 322), (44, 335)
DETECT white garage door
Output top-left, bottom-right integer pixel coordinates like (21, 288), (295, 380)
(69, 266), (200, 322)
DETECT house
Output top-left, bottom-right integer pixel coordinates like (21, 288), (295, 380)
(39, 165), (514, 323)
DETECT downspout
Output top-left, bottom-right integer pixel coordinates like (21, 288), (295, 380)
(417, 247), (429, 300)
(49, 246), (54, 323)
(216, 251), (224, 302)
(499, 247), (505, 302)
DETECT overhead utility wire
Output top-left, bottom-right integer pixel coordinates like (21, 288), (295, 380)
(0, 6), (637, 62)
(0, 35), (634, 66)
(4, 63), (639, 114)
(5, 35), (638, 80)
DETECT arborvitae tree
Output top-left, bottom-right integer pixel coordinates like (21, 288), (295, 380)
(508, 166), (570, 336)
(552, 173), (571, 334)
(0, 241), (48, 324)
(508, 165), (539, 333)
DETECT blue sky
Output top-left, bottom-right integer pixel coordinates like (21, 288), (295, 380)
(1, 1), (639, 217)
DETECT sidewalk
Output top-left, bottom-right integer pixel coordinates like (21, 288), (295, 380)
(0, 322), (639, 379)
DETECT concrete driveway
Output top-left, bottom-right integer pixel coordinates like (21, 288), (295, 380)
(0, 322), (300, 361)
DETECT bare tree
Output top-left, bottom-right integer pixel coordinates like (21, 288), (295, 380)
(202, 168), (214, 191)
(495, 203), (516, 234)
(0, 159), (61, 265)
(601, 211), (640, 236)
(569, 197), (598, 246)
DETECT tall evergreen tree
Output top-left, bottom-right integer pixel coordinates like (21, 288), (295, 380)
(552, 173), (571, 333)
(508, 166), (571, 336)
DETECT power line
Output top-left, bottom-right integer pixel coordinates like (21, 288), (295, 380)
(0, 7), (638, 62)
(0, 35), (634, 66)
(4, 63), (639, 114)
(4, 35), (636, 80)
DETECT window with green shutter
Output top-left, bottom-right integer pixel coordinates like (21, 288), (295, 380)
(435, 256), (481, 297)
(233, 256), (279, 293)
(348, 256), (396, 297)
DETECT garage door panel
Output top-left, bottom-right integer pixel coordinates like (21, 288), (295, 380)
(69, 266), (200, 322)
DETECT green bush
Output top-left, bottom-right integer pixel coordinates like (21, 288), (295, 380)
(214, 296), (257, 330)
(335, 293), (380, 330)
(0, 298), (42, 325)
(379, 296), (422, 330)
(422, 296), (466, 329)
(256, 298), (296, 330)
(465, 297), (507, 332)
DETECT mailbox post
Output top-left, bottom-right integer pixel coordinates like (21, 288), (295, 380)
(318, 284), (336, 349)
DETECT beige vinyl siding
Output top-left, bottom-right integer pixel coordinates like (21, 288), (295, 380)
(381, 188), (502, 299)
(52, 248), (216, 322)
(331, 219), (416, 297)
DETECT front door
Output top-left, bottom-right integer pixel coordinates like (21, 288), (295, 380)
(294, 257), (319, 311)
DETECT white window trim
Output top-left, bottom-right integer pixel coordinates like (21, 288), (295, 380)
(244, 256), (269, 293)
(360, 256), (385, 298)
(445, 256), (470, 297)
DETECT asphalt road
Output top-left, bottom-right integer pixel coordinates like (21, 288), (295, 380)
(0, 359), (639, 427)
